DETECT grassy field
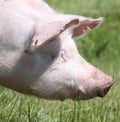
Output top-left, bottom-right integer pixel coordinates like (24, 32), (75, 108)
(0, 0), (120, 122)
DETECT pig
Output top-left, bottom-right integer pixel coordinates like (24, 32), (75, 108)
(0, 0), (115, 101)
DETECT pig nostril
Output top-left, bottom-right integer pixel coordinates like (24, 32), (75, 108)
(96, 89), (104, 97)
(103, 85), (111, 95)
(96, 85), (112, 97)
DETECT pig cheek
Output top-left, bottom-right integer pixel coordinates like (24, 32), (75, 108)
(72, 64), (97, 96)
(79, 74), (98, 95)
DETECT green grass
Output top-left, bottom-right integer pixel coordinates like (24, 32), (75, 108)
(0, 0), (120, 122)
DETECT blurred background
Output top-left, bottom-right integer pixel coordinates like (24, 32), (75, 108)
(0, 0), (120, 122)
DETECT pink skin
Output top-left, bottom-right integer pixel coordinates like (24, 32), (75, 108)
(0, 0), (116, 101)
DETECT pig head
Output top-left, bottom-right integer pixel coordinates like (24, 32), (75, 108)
(0, 0), (115, 100)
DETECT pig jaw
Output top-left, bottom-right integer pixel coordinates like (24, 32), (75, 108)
(61, 76), (115, 101)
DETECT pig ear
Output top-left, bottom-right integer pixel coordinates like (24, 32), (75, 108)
(73, 17), (104, 37)
(26, 19), (79, 53)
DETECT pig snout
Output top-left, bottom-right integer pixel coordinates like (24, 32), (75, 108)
(96, 76), (115, 97)
(77, 62), (116, 100)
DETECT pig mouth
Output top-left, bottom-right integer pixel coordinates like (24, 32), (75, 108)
(96, 77), (116, 97)
(70, 76), (116, 100)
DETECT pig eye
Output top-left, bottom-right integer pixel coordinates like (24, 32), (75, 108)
(51, 54), (56, 59)
(50, 49), (69, 62)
